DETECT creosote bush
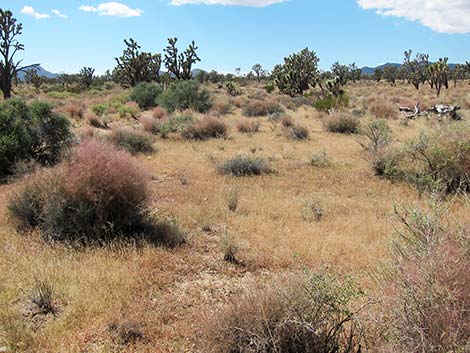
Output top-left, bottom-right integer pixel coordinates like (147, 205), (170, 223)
(158, 80), (212, 113)
(129, 82), (163, 110)
(358, 119), (392, 155)
(314, 93), (349, 112)
(8, 140), (183, 246)
(109, 128), (156, 155)
(219, 156), (272, 177)
(0, 99), (73, 180)
(182, 115), (228, 140)
(323, 112), (359, 134)
(204, 273), (366, 353)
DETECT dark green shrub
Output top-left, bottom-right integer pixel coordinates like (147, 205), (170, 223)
(182, 115), (228, 140)
(264, 81), (275, 93)
(158, 80), (211, 113)
(314, 93), (349, 112)
(0, 99), (72, 180)
(29, 101), (73, 165)
(109, 128), (155, 155)
(323, 113), (359, 134)
(219, 156), (272, 177)
(205, 273), (366, 353)
(8, 140), (184, 246)
(129, 82), (163, 110)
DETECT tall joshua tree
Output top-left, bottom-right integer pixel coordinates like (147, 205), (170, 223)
(428, 58), (449, 97)
(163, 37), (200, 80)
(0, 9), (35, 98)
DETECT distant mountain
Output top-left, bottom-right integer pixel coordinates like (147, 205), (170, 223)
(361, 62), (457, 75)
(17, 65), (58, 81)
(361, 63), (401, 75)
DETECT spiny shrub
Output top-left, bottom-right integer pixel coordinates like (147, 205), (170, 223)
(220, 229), (239, 264)
(158, 80), (212, 113)
(358, 119), (392, 155)
(264, 81), (275, 94)
(379, 125), (470, 193)
(8, 140), (184, 246)
(382, 204), (470, 353)
(204, 273), (366, 353)
(242, 100), (284, 117)
(182, 115), (228, 140)
(288, 124), (309, 140)
(236, 118), (261, 133)
(309, 149), (331, 167)
(109, 128), (155, 155)
(28, 278), (57, 316)
(0, 99), (73, 180)
(129, 82), (163, 110)
(323, 112), (359, 134)
(219, 156), (272, 177)
(314, 93), (349, 112)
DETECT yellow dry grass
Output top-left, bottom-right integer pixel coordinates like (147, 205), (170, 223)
(1, 80), (470, 352)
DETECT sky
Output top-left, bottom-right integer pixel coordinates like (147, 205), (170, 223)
(2, 0), (470, 75)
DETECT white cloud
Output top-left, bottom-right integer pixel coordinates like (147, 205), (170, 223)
(52, 9), (68, 19)
(21, 6), (50, 19)
(357, 0), (470, 34)
(170, 0), (286, 6)
(79, 2), (143, 17)
(79, 5), (98, 12)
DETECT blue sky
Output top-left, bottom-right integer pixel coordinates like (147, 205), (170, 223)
(2, 0), (470, 74)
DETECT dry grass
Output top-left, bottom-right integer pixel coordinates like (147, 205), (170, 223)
(1, 81), (470, 352)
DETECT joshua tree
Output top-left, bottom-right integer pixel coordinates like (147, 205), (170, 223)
(0, 9), (36, 99)
(325, 76), (342, 97)
(235, 67), (241, 77)
(427, 58), (449, 97)
(373, 68), (383, 82)
(24, 68), (43, 91)
(79, 67), (95, 88)
(163, 37), (200, 80)
(383, 65), (399, 86)
(403, 50), (429, 90)
(113, 38), (161, 87)
(348, 62), (361, 83)
(331, 62), (350, 86)
(252, 63), (263, 83)
(273, 48), (320, 97)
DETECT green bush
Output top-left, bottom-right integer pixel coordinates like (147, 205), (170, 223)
(0, 99), (72, 180)
(158, 80), (211, 113)
(314, 93), (349, 112)
(109, 128), (155, 155)
(219, 156), (272, 177)
(91, 103), (108, 116)
(152, 113), (195, 138)
(129, 82), (163, 110)
(323, 113), (359, 134)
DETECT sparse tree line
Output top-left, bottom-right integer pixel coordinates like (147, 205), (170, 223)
(1, 7), (470, 100)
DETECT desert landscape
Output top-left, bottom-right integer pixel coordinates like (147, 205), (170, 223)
(0, 3), (469, 353)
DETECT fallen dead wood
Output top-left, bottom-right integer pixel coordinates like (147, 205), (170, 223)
(398, 101), (462, 120)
